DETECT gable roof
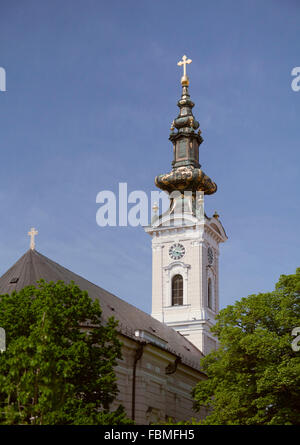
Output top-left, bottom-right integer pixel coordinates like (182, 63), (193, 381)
(0, 249), (204, 370)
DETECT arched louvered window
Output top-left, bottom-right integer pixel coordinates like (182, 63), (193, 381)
(172, 274), (183, 306)
(208, 278), (213, 309)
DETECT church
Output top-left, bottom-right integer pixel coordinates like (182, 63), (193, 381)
(0, 56), (227, 424)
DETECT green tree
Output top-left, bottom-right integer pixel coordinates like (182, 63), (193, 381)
(193, 268), (300, 425)
(0, 280), (131, 425)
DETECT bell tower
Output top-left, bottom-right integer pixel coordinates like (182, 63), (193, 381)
(145, 56), (227, 355)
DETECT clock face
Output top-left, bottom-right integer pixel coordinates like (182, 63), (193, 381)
(207, 247), (214, 265)
(169, 243), (185, 260)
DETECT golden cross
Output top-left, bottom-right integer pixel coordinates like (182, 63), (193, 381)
(28, 227), (38, 250)
(177, 55), (192, 77)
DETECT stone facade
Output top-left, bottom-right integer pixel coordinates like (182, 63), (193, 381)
(111, 334), (207, 425)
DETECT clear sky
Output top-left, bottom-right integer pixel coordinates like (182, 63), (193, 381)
(0, 0), (299, 312)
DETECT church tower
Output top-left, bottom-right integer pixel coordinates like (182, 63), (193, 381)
(145, 56), (227, 355)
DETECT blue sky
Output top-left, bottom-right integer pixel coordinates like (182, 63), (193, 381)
(0, 0), (299, 312)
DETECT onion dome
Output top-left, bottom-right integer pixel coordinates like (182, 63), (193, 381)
(155, 55), (217, 196)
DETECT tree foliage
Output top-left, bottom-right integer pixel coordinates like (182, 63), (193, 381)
(0, 280), (131, 425)
(193, 268), (300, 425)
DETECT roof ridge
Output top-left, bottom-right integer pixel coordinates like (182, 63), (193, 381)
(0, 249), (204, 368)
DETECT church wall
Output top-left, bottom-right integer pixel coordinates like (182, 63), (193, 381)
(152, 245), (163, 317)
(148, 217), (226, 356)
(111, 334), (206, 425)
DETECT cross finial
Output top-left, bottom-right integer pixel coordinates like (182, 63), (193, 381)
(28, 227), (38, 250)
(177, 55), (192, 86)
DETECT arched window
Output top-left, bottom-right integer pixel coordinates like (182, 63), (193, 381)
(208, 278), (213, 309)
(172, 274), (183, 306)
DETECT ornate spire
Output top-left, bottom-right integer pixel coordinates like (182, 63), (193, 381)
(155, 55), (217, 197)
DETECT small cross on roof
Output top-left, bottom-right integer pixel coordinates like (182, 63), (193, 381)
(28, 227), (38, 250)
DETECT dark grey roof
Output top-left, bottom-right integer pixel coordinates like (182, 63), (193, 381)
(0, 250), (203, 370)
